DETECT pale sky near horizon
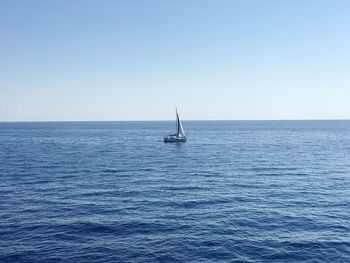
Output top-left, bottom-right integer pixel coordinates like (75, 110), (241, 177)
(1, 0), (349, 121)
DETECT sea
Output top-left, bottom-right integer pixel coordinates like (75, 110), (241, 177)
(0, 120), (349, 262)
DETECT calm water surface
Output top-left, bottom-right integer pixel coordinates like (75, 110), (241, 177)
(0, 121), (349, 262)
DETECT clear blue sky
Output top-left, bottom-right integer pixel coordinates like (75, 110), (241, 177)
(1, 0), (349, 121)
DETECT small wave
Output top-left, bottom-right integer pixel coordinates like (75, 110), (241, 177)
(160, 186), (207, 191)
(167, 198), (232, 209)
(101, 168), (124, 173)
(50, 221), (180, 237)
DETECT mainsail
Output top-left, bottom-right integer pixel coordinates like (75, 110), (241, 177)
(176, 110), (186, 137)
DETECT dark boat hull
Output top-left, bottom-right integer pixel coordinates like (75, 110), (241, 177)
(164, 136), (187, 143)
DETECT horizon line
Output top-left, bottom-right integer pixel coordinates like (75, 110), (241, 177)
(0, 118), (350, 123)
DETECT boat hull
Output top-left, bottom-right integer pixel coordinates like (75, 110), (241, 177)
(164, 136), (187, 143)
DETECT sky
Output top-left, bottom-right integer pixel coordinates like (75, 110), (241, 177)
(0, 0), (349, 121)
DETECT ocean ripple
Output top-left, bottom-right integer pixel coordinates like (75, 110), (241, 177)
(1, 121), (350, 262)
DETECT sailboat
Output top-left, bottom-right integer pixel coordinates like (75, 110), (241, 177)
(164, 109), (187, 142)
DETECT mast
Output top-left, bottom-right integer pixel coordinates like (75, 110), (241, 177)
(176, 108), (180, 136)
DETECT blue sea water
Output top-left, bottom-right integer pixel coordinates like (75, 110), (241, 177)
(0, 120), (349, 262)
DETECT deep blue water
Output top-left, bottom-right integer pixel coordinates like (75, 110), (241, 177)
(0, 121), (349, 262)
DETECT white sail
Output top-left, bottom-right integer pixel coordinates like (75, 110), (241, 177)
(176, 110), (186, 137)
(178, 119), (186, 137)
